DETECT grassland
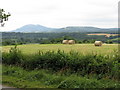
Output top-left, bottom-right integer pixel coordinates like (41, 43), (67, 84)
(3, 44), (118, 55)
(2, 65), (120, 88)
(2, 44), (120, 88)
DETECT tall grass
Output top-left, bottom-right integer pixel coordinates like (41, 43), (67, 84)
(2, 65), (120, 88)
(2, 46), (120, 80)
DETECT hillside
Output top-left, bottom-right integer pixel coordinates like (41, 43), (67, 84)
(12, 24), (55, 32)
(11, 24), (118, 33)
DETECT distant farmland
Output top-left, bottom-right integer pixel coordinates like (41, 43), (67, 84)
(3, 44), (118, 55)
(87, 33), (119, 37)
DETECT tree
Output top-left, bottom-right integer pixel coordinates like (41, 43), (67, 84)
(0, 9), (11, 27)
(106, 40), (113, 44)
(62, 36), (75, 40)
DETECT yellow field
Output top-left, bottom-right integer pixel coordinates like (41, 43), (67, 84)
(2, 44), (118, 55)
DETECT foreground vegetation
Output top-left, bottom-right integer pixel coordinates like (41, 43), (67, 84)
(2, 65), (120, 88)
(2, 45), (120, 88)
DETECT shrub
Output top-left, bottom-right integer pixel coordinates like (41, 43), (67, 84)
(2, 47), (120, 81)
(2, 45), (24, 65)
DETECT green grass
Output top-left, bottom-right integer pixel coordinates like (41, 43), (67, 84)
(2, 46), (120, 80)
(2, 65), (120, 88)
(3, 76), (53, 88)
(2, 44), (120, 88)
(2, 65), (54, 88)
(111, 37), (120, 41)
(0, 64), (2, 84)
(3, 44), (118, 55)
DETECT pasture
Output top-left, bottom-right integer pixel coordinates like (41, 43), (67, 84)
(2, 44), (118, 55)
(2, 44), (120, 88)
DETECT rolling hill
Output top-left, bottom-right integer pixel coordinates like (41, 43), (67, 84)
(12, 24), (118, 33)
(12, 24), (55, 32)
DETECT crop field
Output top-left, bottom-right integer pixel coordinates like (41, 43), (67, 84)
(87, 33), (119, 36)
(2, 44), (118, 55)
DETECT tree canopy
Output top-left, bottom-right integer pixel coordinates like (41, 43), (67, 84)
(0, 8), (11, 27)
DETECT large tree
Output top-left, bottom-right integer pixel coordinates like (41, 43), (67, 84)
(0, 9), (11, 27)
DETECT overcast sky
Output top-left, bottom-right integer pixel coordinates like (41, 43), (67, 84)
(0, 0), (119, 31)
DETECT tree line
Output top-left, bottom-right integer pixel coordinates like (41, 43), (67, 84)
(2, 32), (117, 45)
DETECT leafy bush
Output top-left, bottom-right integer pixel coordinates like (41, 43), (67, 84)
(2, 46), (120, 81)
(2, 45), (24, 65)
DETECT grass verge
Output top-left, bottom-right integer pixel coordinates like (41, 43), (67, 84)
(2, 65), (120, 88)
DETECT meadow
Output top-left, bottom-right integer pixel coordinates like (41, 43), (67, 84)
(2, 44), (120, 88)
(3, 44), (118, 55)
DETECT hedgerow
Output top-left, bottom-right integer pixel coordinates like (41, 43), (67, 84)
(2, 46), (120, 80)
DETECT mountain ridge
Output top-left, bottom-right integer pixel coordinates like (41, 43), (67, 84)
(12, 24), (118, 33)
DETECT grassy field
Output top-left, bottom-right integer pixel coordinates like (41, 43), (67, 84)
(2, 44), (118, 55)
(2, 44), (120, 88)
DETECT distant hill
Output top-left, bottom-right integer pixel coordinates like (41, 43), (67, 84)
(12, 24), (118, 33)
(12, 24), (55, 32)
(55, 27), (118, 33)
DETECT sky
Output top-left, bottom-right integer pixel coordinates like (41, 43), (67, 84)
(0, 0), (119, 31)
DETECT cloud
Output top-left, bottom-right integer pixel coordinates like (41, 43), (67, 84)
(0, 0), (119, 31)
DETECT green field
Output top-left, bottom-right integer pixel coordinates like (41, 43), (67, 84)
(2, 44), (120, 88)
(3, 44), (118, 55)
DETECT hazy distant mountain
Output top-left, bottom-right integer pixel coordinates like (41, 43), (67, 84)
(12, 24), (118, 33)
(55, 27), (117, 33)
(12, 24), (55, 32)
